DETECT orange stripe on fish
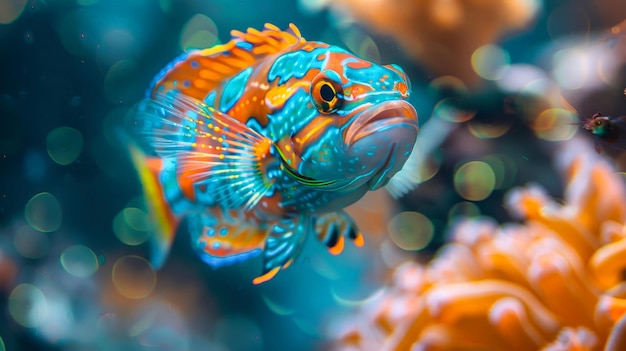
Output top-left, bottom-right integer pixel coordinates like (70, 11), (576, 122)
(151, 23), (305, 102)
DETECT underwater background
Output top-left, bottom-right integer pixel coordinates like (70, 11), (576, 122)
(1, 0), (626, 350)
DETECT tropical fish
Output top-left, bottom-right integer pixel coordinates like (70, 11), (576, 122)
(582, 112), (626, 153)
(129, 23), (419, 284)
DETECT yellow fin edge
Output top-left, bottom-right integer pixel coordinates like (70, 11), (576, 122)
(128, 144), (180, 269)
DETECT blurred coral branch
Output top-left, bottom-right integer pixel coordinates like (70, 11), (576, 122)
(305, 0), (539, 85)
(332, 138), (626, 350)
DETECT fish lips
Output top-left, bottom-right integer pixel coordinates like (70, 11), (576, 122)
(344, 100), (418, 147)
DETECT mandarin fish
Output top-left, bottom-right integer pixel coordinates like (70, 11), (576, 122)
(582, 112), (626, 153)
(128, 23), (419, 284)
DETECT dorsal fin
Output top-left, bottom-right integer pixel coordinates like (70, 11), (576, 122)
(150, 23), (305, 101)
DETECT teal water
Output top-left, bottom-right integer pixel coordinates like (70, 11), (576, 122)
(1, 1), (625, 350)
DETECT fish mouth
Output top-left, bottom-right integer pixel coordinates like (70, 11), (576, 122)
(345, 100), (418, 146)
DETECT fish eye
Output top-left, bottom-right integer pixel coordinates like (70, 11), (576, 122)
(596, 120), (603, 126)
(311, 70), (343, 114)
(320, 82), (335, 102)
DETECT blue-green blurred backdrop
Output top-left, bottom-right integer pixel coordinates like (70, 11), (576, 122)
(1, 0), (626, 351)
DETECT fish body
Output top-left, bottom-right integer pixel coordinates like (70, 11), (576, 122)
(130, 23), (419, 283)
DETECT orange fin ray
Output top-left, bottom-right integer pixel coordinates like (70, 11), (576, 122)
(314, 211), (363, 255)
(151, 23), (306, 100)
(133, 92), (276, 210)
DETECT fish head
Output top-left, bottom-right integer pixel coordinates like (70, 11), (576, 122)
(273, 46), (418, 192)
(583, 113), (611, 137)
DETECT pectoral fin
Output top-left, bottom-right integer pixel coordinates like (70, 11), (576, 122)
(253, 216), (310, 284)
(132, 91), (276, 210)
(187, 210), (266, 267)
(313, 211), (364, 255)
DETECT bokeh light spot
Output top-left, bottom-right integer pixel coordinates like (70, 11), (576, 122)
(520, 77), (555, 97)
(112, 255), (156, 299)
(0, 0), (27, 24)
(533, 108), (578, 141)
(380, 240), (412, 268)
(471, 44), (510, 81)
(14, 225), (50, 259)
(292, 316), (320, 337)
(103, 107), (131, 146)
(552, 48), (590, 90)
(179, 14), (218, 51)
(56, 10), (90, 56)
(0, 335), (5, 351)
(340, 27), (380, 63)
(8, 284), (47, 328)
(467, 121), (511, 139)
(482, 154), (517, 189)
(597, 45), (621, 87)
(357, 38), (380, 64)
(387, 211), (434, 251)
(310, 255), (341, 280)
(113, 207), (150, 246)
(496, 64), (546, 93)
(330, 282), (382, 307)
(125, 195), (148, 209)
(415, 155), (441, 184)
(125, 209), (148, 231)
(24, 192), (62, 232)
(100, 29), (137, 67)
(46, 127), (83, 165)
(60, 245), (99, 278)
(547, 4), (589, 39)
(261, 295), (295, 316)
(433, 98), (476, 123)
(298, 0), (327, 13)
(448, 201), (481, 221)
(428, 75), (468, 96)
(104, 59), (139, 104)
(454, 161), (496, 201)
(128, 314), (153, 337)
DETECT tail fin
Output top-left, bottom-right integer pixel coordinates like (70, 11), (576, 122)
(128, 143), (181, 269)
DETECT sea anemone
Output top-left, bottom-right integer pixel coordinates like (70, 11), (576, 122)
(332, 139), (626, 350)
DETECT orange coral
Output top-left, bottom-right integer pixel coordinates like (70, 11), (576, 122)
(304, 0), (539, 85)
(333, 139), (626, 351)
